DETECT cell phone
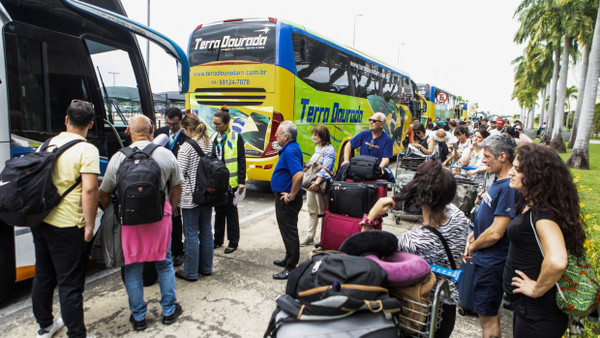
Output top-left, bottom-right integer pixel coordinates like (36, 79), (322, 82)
(453, 142), (459, 147)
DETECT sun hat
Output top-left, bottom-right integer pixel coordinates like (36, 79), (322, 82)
(435, 128), (447, 142)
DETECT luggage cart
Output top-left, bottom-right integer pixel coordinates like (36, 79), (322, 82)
(395, 275), (452, 337)
(392, 148), (430, 224)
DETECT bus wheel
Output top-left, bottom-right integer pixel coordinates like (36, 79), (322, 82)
(0, 230), (15, 303)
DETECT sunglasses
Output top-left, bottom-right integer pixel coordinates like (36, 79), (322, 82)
(369, 118), (383, 123)
(70, 99), (94, 109)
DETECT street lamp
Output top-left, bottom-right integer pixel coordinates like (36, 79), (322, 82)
(108, 71), (119, 86)
(353, 14), (363, 47)
(397, 43), (405, 67)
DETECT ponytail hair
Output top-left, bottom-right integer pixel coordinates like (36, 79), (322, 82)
(181, 113), (210, 145)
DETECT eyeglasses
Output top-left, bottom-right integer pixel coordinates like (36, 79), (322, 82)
(213, 121), (223, 127)
(70, 99), (94, 109)
(166, 122), (180, 127)
(369, 118), (383, 123)
(515, 128), (522, 131)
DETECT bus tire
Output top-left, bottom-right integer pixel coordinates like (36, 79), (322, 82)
(0, 226), (16, 303)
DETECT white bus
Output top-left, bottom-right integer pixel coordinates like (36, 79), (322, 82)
(0, 0), (189, 301)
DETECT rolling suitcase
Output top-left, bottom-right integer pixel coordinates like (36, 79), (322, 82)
(320, 211), (362, 250)
(328, 181), (377, 218)
(457, 260), (476, 316)
(346, 179), (388, 201)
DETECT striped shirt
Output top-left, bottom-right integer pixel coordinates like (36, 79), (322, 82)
(397, 204), (470, 304)
(177, 138), (213, 209)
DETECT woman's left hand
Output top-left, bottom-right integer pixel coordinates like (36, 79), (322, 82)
(512, 270), (541, 298)
(308, 183), (320, 192)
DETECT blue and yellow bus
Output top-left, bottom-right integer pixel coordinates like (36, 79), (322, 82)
(416, 83), (465, 122)
(186, 18), (425, 181)
(0, 0), (188, 301)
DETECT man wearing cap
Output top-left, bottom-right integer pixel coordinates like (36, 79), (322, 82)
(489, 118), (504, 136)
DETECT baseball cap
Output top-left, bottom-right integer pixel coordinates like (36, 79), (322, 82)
(496, 118), (505, 126)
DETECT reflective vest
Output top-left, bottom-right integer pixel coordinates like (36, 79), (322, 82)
(212, 129), (239, 188)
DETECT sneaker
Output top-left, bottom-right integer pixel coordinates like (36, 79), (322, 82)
(162, 303), (183, 325)
(300, 236), (314, 247)
(129, 314), (147, 331)
(172, 254), (184, 267)
(36, 318), (64, 338)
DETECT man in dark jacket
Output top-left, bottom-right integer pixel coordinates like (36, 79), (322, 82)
(154, 107), (188, 266)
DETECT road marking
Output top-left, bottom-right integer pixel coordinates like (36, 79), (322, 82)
(239, 205), (275, 225)
(0, 267), (119, 321)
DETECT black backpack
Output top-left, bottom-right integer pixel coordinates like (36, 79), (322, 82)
(0, 138), (85, 227)
(434, 140), (449, 162)
(265, 252), (401, 337)
(348, 155), (380, 181)
(116, 143), (164, 225)
(186, 139), (229, 207)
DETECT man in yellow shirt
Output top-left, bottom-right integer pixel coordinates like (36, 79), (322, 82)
(31, 100), (99, 338)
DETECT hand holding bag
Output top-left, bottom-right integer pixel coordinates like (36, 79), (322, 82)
(529, 212), (600, 317)
(302, 151), (333, 194)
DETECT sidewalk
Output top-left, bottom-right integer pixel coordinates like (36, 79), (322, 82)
(0, 202), (512, 337)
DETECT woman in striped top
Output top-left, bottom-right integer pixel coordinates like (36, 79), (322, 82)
(175, 114), (214, 281)
(363, 160), (469, 338)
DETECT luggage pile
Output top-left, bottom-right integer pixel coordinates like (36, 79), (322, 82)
(265, 231), (453, 337)
(320, 155), (388, 251)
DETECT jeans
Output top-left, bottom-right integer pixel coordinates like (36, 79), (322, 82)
(32, 223), (87, 338)
(123, 249), (177, 321)
(214, 188), (240, 248)
(182, 207), (213, 278)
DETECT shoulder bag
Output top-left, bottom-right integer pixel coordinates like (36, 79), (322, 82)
(302, 151), (334, 194)
(529, 212), (600, 317)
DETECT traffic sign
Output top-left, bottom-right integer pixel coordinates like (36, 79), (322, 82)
(436, 92), (448, 103)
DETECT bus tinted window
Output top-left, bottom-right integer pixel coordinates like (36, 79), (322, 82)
(292, 33), (352, 95)
(189, 21), (276, 66)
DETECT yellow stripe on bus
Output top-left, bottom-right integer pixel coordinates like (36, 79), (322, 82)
(16, 265), (35, 282)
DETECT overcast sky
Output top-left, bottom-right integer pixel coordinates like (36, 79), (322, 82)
(121, 0), (527, 116)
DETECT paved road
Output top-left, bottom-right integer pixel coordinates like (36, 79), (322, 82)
(0, 180), (512, 337)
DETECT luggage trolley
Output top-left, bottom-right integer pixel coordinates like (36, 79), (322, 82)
(395, 275), (452, 337)
(392, 147), (430, 224)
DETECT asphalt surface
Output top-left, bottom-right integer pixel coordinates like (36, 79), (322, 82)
(0, 179), (513, 337)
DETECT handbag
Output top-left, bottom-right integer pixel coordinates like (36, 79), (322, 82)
(302, 151), (333, 194)
(529, 212), (600, 317)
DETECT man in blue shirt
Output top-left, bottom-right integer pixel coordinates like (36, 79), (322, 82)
(271, 121), (304, 280)
(342, 112), (394, 178)
(464, 134), (517, 338)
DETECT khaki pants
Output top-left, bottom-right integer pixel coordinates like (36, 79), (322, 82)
(305, 190), (328, 239)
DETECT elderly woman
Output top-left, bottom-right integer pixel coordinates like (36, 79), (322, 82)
(362, 160), (469, 338)
(503, 143), (586, 337)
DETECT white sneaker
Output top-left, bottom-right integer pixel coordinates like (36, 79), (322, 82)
(300, 236), (314, 247)
(36, 318), (64, 338)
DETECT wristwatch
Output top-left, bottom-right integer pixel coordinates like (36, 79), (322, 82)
(287, 194), (295, 201)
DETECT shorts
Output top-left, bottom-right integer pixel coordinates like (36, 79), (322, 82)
(472, 263), (505, 316)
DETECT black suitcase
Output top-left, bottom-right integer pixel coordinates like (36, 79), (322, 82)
(329, 181), (377, 218)
(458, 260), (476, 316)
(348, 155), (380, 181)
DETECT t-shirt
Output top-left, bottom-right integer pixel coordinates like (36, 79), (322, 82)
(503, 209), (559, 307)
(471, 177), (516, 266)
(397, 204), (470, 304)
(43, 132), (100, 228)
(271, 141), (303, 193)
(350, 130), (393, 162)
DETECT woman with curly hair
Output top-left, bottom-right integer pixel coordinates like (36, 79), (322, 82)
(503, 143), (586, 337)
(363, 160), (469, 338)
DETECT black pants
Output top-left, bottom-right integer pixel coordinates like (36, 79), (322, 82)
(171, 208), (183, 256)
(275, 194), (303, 270)
(214, 188), (240, 248)
(31, 223), (87, 338)
(512, 296), (568, 337)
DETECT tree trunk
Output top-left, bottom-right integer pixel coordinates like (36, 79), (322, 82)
(569, 44), (591, 149)
(542, 51), (560, 145)
(567, 6), (600, 170)
(528, 105), (535, 129)
(550, 36), (570, 153)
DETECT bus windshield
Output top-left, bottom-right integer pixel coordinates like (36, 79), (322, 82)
(189, 20), (276, 66)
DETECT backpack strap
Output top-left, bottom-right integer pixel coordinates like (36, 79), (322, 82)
(423, 226), (457, 270)
(39, 138), (86, 199)
(141, 142), (161, 157)
(186, 139), (206, 157)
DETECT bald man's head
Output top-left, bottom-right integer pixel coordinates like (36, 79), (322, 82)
(127, 115), (153, 142)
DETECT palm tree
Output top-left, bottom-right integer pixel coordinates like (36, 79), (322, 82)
(550, 0), (588, 153)
(564, 85), (578, 130)
(568, 0), (600, 170)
